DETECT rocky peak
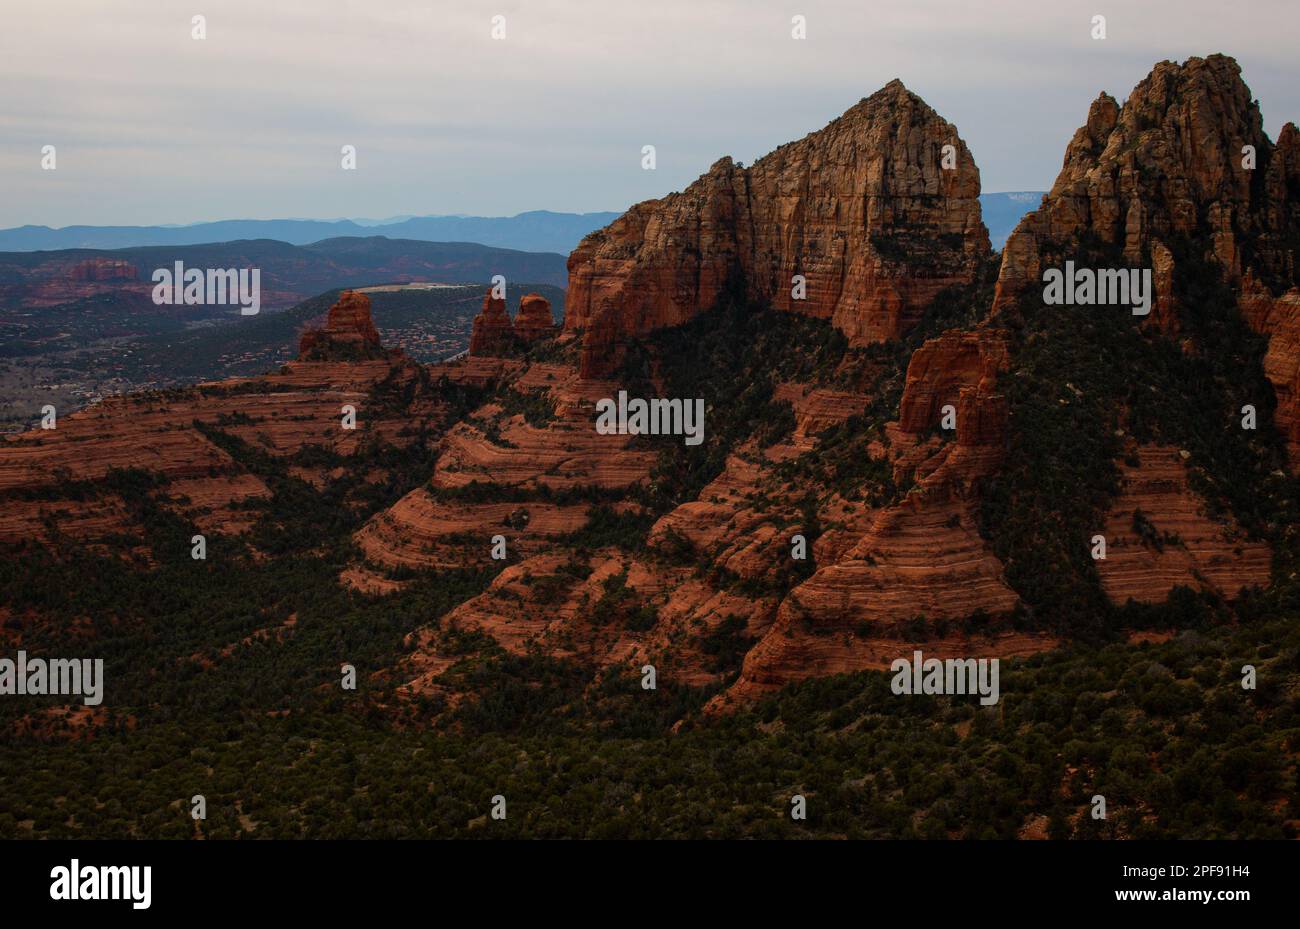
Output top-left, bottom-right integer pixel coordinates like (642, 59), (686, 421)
(298, 290), (387, 361)
(468, 290), (512, 357)
(567, 80), (989, 377)
(469, 291), (559, 357)
(513, 293), (558, 343)
(994, 54), (1298, 320)
(991, 54), (1300, 460)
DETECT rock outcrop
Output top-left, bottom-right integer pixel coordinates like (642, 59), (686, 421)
(993, 54), (1300, 467)
(354, 494), (590, 571)
(468, 291), (558, 357)
(1096, 445), (1272, 603)
(716, 328), (1023, 703)
(69, 258), (138, 282)
(467, 291), (515, 357)
(298, 290), (387, 361)
(994, 55), (1300, 329)
(0, 359), (443, 554)
(513, 293), (558, 343)
(8, 54), (1294, 729)
(1241, 273), (1300, 460)
(897, 329), (1009, 441)
(396, 552), (774, 697)
(566, 79), (989, 377)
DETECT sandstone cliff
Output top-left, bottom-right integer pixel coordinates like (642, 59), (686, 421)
(298, 290), (388, 361)
(468, 290), (558, 357)
(1241, 275), (1300, 461)
(1096, 445), (1271, 604)
(467, 291), (515, 357)
(992, 54), (1300, 467)
(715, 325), (1026, 704)
(994, 55), (1299, 326)
(513, 293), (558, 343)
(7, 55), (1293, 726)
(566, 80), (989, 377)
(0, 358), (442, 555)
(897, 329), (1009, 439)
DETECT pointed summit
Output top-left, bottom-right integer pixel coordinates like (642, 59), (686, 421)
(567, 81), (989, 378)
(468, 289), (514, 357)
(992, 54), (1300, 461)
(468, 290), (558, 357)
(993, 54), (1296, 321)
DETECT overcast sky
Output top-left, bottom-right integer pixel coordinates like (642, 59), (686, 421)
(2, 0), (1297, 228)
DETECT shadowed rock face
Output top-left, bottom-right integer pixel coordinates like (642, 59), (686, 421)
(566, 79), (990, 378)
(468, 291), (514, 357)
(713, 56), (1300, 706)
(994, 55), (1300, 325)
(468, 291), (558, 357)
(992, 53), (1300, 459)
(298, 290), (387, 361)
(1241, 278), (1300, 459)
(1095, 445), (1271, 605)
(897, 330), (1009, 441)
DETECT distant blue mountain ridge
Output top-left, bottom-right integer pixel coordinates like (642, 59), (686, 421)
(0, 195), (1042, 256)
(0, 211), (622, 256)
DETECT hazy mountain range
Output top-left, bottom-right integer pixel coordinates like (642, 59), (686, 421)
(0, 196), (1040, 256)
(0, 211), (622, 255)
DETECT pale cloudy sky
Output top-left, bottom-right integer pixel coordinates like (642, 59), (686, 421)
(2, 0), (1297, 228)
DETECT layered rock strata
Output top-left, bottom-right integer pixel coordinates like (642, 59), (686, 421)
(566, 80), (990, 377)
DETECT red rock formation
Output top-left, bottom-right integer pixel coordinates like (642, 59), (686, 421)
(772, 382), (872, 450)
(0, 358), (445, 554)
(993, 55), (1300, 468)
(994, 55), (1299, 329)
(1259, 120), (1300, 284)
(11, 54), (1294, 728)
(1241, 274), (1300, 459)
(897, 329), (1009, 437)
(467, 290), (515, 357)
(432, 400), (655, 491)
(0, 256), (153, 308)
(675, 315), (1023, 707)
(647, 447), (797, 581)
(513, 293), (557, 343)
(1096, 445), (1272, 603)
(298, 290), (386, 360)
(354, 493), (589, 572)
(720, 481), (1038, 704)
(469, 292), (559, 357)
(576, 303), (623, 379)
(69, 258), (138, 282)
(638, 319), (1022, 708)
(396, 552), (774, 697)
(567, 80), (989, 377)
